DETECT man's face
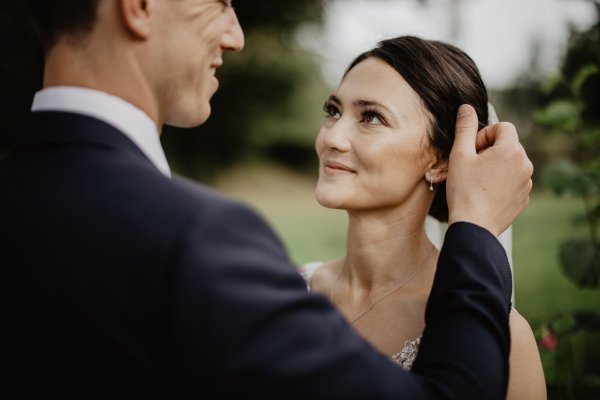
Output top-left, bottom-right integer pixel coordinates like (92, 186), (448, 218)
(152, 0), (244, 127)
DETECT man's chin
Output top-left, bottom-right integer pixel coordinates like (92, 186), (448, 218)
(168, 106), (211, 128)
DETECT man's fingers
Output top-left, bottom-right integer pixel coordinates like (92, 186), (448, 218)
(475, 124), (496, 151)
(475, 122), (519, 152)
(451, 104), (479, 157)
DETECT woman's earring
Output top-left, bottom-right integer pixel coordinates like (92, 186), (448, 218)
(429, 176), (434, 191)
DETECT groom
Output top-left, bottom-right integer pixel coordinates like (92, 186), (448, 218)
(2, 1), (532, 399)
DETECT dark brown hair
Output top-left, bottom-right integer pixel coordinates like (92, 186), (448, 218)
(27, 0), (101, 50)
(345, 35), (489, 222)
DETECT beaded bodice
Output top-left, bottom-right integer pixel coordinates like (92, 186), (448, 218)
(390, 336), (421, 370)
(300, 262), (422, 370)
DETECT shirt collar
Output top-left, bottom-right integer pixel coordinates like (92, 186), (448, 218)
(31, 86), (171, 177)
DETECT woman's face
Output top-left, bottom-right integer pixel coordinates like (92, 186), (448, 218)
(315, 57), (436, 212)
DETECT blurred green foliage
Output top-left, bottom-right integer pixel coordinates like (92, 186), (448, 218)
(0, 0), (43, 157)
(535, 22), (600, 289)
(533, 15), (600, 399)
(0, 0), (329, 179)
(161, 1), (329, 182)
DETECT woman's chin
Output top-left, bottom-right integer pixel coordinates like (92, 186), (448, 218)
(315, 192), (345, 210)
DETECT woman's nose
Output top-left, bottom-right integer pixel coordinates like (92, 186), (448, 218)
(319, 120), (351, 152)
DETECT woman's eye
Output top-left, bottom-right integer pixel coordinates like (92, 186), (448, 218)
(362, 111), (383, 125)
(323, 104), (341, 119)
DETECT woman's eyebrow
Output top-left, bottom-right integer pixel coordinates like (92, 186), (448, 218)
(327, 94), (342, 106)
(328, 96), (398, 121)
(329, 95), (393, 112)
(354, 99), (394, 115)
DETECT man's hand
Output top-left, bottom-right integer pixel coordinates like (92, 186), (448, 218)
(447, 104), (533, 237)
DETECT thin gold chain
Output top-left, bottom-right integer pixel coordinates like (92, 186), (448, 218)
(330, 244), (436, 325)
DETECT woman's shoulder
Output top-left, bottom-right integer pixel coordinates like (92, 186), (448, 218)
(507, 307), (547, 400)
(508, 307), (540, 357)
(509, 307), (537, 340)
(299, 258), (343, 291)
(299, 261), (324, 287)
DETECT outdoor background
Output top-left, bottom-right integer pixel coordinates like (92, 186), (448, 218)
(1, 0), (599, 398)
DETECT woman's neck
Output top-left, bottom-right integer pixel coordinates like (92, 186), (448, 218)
(342, 207), (435, 292)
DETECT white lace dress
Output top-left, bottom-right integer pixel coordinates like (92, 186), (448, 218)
(300, 262), (422, 370)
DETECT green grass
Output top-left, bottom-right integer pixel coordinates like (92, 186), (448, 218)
(512, 192), (600, 327)
(214, 161), (600, 328)
(214, 161), (348, 265)
(214, 161), (600, 393)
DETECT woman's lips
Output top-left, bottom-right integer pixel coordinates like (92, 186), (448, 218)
(323, 161), (355, 174)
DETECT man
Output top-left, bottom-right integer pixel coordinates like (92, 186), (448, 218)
(2, 0), (533, 398)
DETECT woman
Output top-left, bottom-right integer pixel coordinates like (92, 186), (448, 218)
(301, 36), (546, 400)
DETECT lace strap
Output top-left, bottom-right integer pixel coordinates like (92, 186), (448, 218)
(299, 261), (323, 291)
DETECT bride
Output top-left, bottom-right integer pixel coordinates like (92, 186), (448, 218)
(301, 35), (546, 400)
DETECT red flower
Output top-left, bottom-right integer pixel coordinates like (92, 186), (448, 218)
(539, 329), (558, 352)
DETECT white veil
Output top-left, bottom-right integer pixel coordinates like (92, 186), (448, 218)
(425, 102), (515, 302)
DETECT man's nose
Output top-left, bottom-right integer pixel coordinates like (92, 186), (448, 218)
(222, 8), (245, 52)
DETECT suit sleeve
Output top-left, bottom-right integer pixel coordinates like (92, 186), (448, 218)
(412, 222), (512, 399)
(169, 199), (511, 399)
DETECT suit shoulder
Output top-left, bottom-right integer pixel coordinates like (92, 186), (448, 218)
(168, 175), (265, 222)
(164, 175), (284, 246)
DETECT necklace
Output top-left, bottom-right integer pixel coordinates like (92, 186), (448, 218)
(330, 244), (436, 325)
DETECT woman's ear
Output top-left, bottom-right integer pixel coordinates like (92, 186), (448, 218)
(120, 0), (153, 39)
(426, 156), (449, 184)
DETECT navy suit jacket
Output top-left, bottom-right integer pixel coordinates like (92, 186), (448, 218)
(1, 111), (512, 399)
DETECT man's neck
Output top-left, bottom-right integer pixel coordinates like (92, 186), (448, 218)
(43, 38), (160, 128)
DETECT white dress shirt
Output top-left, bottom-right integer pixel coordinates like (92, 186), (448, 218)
(31, 86), (171, 177)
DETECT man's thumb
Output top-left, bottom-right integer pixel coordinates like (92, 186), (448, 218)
(452, 104), (479, 156)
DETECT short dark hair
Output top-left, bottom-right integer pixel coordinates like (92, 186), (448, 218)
(27, 0), (101, 50)
(345, 36), (489, 222)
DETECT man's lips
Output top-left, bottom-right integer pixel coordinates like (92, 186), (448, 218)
(211, 58), (223, 69)
(210, 61), (222, 89)
(210, 59), (223, 78)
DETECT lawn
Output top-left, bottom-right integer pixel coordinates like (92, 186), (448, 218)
(512, 191), (600, 327)
(214, 161), (600, 392)
(213, 161), (600, 327)
(214, 161), (348, 265)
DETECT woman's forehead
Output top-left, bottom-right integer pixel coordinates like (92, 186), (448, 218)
(336, 58), (425, 117)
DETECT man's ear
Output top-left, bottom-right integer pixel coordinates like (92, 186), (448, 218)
(120, 0), (153, 39)
(426, 156), (449, 184)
